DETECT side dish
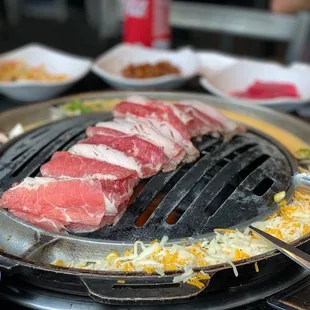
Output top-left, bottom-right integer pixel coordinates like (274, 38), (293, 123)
(121, 61), (181, 78)
(0, 60), (69, 82)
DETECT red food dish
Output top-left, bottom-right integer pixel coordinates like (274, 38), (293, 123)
(231, 81), (300, 100)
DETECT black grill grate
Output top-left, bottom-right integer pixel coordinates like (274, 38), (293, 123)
(0, 113), (295, 241)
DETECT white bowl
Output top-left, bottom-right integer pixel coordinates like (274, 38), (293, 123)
(0, 43), (92, 102)
(197, 51), (310, 110)
(92, 43), (199, 90)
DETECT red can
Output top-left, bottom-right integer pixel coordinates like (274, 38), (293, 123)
(123, 0), (171, 49)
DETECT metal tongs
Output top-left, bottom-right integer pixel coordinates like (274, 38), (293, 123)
(248, 172), (310, 271)
(249, 226), (310, 271)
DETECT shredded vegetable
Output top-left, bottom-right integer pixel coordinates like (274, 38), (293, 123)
(52, 189), (310, 289)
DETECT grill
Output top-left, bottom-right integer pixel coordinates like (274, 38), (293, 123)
(0, 113), (294, 242)
(0, 94), (309, 308)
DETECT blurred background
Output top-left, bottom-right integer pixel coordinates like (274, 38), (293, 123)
(1, 0), (310, 113)
(0, 0), (303, 61)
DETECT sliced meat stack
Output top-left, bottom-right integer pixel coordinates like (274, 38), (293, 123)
(113, 96), (200, 163)
(40, 152), (139, 218)
(87, 119), (186, 172)
(175, 100), (244, 139)
(78, 129), (168, 178)
(0, 96), (243, 233)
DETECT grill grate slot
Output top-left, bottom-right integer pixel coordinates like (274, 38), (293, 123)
(11, 127), (88, 178)
(141, 142), (258, 228)
(0, 114), (295, 241)
(199, 155), (270, 230)
(253, 178), (274, 196)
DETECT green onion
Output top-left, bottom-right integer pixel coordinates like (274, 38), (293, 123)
(63, 99), (94, 114)
(80, 106), (92, 114)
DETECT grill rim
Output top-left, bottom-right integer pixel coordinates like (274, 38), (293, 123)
(0, 92), (309, 305)
(1, 90), (310, 144)
(0, 111), (304, 280)
(0, 232), (309, 278)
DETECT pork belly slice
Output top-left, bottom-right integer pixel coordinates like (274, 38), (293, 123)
(87, 119), (186, 172)
(176, 100), (244, 139)
(80, 128), (168, 176)
(0, 177), (110, 231)
(40, 151), (138, 210)
(9, 210), (65, 233)
(113, 99), (199, 163)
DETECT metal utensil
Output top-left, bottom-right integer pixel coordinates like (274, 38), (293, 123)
(249, 225), (310, 271)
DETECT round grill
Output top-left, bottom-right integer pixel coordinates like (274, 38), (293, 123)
(0, 112), (295, 242)
(0, 92), (307, 308)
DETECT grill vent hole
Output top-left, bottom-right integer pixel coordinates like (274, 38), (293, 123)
(10, 129), (48, 161)
(165, 144), (258, 225)
(135, 195), (164, 227)
(203, 141), (223, 153)
(253, 177), (274, 196)
(17, 130), (88, 178)
(11, 135), (65, 177)
(135, 167), (188, 226)
(204, 154), (270, 216)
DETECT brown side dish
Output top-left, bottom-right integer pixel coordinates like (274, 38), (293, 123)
(121, 61), (181, 79)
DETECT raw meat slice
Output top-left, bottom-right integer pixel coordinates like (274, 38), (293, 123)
(69, 144), (154, 179)
(175, 100), (243, 137)
(9, 210), (65, 232)
(40, 152), (137, 216)
(175, 103), (212, 137)
(100, 180), (132, 215)
(0, 177), (108, 229)
(79, 129), (168, 177)
(113, 99), (199, 163)
(126, 95), (193, 125)
(69, 135), (167, 179)
(41, 151), (138, 183)
(66, 201), (128, 233)
(87, 119), (186, 171)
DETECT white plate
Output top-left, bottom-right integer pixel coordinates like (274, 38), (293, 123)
(197, 51), (310, 110)
(0, 43), (92, 102)
(92, 43), (199, 90)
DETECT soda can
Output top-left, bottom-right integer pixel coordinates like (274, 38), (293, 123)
(123, 0), (171, 49)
